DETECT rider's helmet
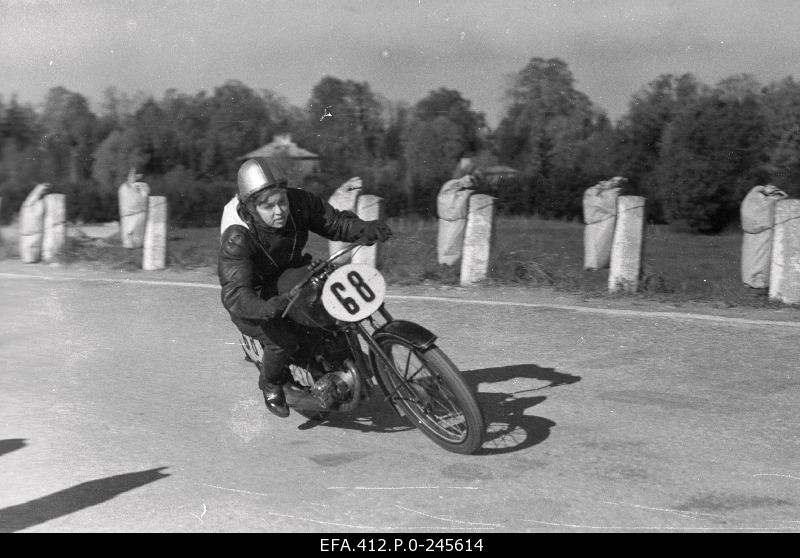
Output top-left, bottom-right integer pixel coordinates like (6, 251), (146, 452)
(237, 157), (288, 203)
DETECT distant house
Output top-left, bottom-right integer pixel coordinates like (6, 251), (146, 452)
(239, 134), (320, 179)
(482, 165), (520, 181)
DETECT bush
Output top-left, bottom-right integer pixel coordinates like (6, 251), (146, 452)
(0, 179), (118, 225)
(0, 182), (27, 225)
(148, 166), (236, 227)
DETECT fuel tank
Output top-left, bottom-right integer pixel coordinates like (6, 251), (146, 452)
(277, 266), (338, 329)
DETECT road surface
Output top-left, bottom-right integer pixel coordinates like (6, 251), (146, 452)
(1, 264), (798, 532)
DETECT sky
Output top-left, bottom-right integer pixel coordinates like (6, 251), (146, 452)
(3, 0), (800, 127)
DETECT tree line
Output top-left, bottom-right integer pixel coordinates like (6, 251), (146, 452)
(2, 57), (800, 232)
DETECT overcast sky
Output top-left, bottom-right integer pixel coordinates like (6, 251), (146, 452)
(3, 0), (800, 127)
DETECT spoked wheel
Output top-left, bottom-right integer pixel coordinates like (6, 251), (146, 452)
(373, 339), (484, 454)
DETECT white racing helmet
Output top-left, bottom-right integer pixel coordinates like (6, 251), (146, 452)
(237, 157), (288, 203)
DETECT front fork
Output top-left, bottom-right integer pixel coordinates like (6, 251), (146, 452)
(341, 304), (394, 386)
(341, 321), (393, 392)
(339, 305), (405, 412)
(346, 305), (435, 416)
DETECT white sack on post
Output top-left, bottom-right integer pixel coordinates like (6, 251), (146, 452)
(583, 177), (626, 270)
(436, 176), (474, 265)
(118, 169), (150, 248)
(740, 185), (787, 288)
(19, 183), (50, 263)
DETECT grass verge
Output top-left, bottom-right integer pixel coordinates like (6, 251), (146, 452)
(0, 216), (795, 310)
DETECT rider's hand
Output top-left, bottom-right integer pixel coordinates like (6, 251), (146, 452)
(264, 292), (293, 318)
(358, 220), (393, 245)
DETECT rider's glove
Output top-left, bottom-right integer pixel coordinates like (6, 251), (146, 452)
(264, 292), (293, 318)
(358, 220), (393, 245)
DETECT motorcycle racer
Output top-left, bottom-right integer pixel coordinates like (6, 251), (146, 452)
(218, 157), (392, 418)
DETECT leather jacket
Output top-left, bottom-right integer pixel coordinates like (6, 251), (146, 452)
(218, 187), (366, 337)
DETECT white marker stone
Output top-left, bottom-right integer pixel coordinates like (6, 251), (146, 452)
(768, 198), (800, 304)
(608, 195), (645, 293)
(328, 177), (362, 263)
(118, 179), (150, 248)
(460, 194), (494, 286)
(42, 193), (67, 263)
(351, 194), (384, 268)
(583, 177), (625, 270)
(18, 183), (50, 263)
(437, 176), (474, 265)
(142, 196), (168, 271)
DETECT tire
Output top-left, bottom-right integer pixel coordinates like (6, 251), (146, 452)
(372, 340), (485, 454)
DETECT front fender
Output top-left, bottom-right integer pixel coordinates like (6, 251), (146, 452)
(372, 320), (437, 350)
(369, 320), (437, 418)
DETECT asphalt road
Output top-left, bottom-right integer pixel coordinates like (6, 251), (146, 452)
(1, 266), (799, 532)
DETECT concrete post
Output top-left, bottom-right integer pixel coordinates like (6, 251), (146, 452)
(351, 194), (384, 268)
(608, 195), (645, 293)
(42, 193), (67, 263)
(19, 183), (50, 263)
(328, 177), (362, 263)
(142, 196), (167, 271)
(460, 194), (495, 286)
(768, 198), (800, 304)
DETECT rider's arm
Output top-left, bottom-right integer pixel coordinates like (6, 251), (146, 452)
(218, 226), (285, 320)
(297, 189), (367, 242)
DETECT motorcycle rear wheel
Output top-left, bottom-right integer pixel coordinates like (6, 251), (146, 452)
(373, 340), (484, 455)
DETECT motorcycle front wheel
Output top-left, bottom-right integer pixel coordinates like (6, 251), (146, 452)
(372, 340), (484, 455)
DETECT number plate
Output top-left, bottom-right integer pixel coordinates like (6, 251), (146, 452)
(321, 263), (386, 322)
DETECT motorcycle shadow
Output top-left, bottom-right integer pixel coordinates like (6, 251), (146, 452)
(462, 364), (581, 455)
(292, 387), (416, 434)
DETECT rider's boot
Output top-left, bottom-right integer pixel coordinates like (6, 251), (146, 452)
(260, 381), (290, 418)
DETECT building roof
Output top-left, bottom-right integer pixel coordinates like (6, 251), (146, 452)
(239, 134), (319, 160)
(482, 165), (520, 176)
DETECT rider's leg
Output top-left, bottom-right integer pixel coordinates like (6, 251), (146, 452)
(256, 319), (306, 417)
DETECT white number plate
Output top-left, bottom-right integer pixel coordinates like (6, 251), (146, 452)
(321, 263), (386, 322)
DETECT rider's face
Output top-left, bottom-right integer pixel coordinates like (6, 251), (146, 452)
(254, 189), (289, 229)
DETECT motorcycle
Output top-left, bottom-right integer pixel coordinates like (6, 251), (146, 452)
(237, 242), (486, 455)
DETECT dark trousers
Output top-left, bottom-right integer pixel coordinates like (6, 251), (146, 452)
(255, 318), (319, 389)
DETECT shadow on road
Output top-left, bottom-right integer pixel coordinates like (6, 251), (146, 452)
(0, 467), (170, 533)
(463, 364), (581, 455)
(294, 388), (415, 433)
(0, 438), (27, 458)
(291, 365), (580, 456)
